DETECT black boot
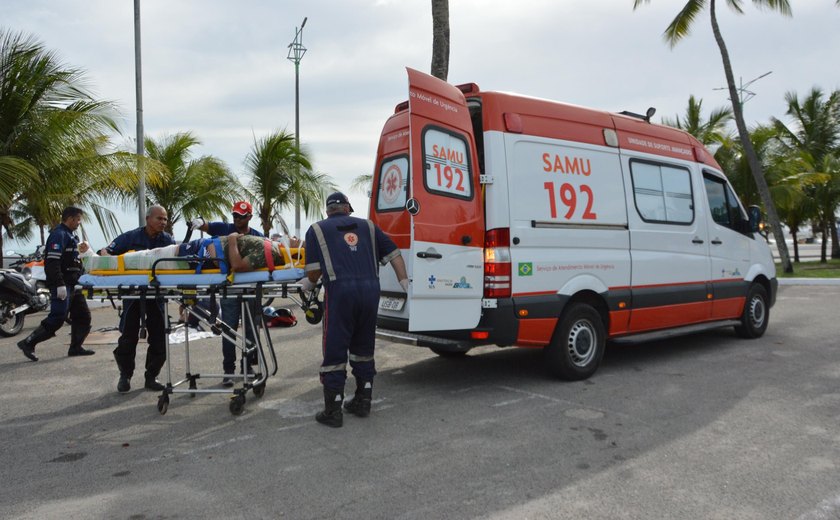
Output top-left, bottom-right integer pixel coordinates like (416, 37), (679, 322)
(67, 327), (94, 356)
(344, 380), (373, 418)
(316, 387), (344, 428)
(16, 325), (53, 362)
(144, 372), (165, 392)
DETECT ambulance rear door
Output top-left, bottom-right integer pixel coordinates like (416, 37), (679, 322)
(406, 67), (484, 331)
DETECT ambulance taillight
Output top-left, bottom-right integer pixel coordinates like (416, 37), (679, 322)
(484, 228), (511, 298)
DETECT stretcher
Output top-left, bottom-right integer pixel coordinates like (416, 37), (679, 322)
(77, 251), (322, 416)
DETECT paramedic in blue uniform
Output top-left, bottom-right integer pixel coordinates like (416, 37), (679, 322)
(303, 192), (408, 428)
(189, 200), (263, 386)
(99, 205), (174, 393)
(17, 206), (94, 361)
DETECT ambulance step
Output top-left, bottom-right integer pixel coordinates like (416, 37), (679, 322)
(375, 329), (471, 349)
(609, 320), (740, 344)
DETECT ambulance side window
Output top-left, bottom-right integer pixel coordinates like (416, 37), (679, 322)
(375, 155), (409, 212)
(703, 173), (747, 232)
(630, 159), (694, 225)
(421, 126), (474, 201)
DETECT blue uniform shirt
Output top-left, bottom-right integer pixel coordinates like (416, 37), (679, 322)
(44, 222), (83, 287)
(206, 222), (263, 237)
(104, 227), (175, 255)
(304, 214), (400, 287)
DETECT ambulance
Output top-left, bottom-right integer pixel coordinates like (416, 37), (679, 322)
(370, 68), (777, 380)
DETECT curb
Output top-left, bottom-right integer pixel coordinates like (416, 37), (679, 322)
(778, 278), (840, 286)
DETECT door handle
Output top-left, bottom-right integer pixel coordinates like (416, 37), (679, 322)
(417, 251), (442, 259)
(692, 238), (704, 244)
(711, 239), (723, 245)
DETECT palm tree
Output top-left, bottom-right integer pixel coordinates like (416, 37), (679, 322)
(140, 132), (241, 235)
(661, 95), (732, 146)
(243, 130), (335, 237)
(431, 0), (450, 80)
(772, 88), (840, 258)
(350, 173), (373, 195)
(632, 0), (801, 273)
(0, 29), (121, 257)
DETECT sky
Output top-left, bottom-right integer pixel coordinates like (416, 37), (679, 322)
(4, 0), (840, 251)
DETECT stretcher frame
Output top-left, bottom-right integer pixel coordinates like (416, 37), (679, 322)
(78, 256), (322, 416)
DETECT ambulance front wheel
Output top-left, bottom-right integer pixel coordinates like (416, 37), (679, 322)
(734, 283), (769, 339)
(545, 303), (605, 381)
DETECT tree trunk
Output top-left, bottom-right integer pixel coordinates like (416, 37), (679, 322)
(821, 221), (828, 263)
(832, 218), (840, 259)
(791, 230), (800, 262)
(431, 0), (450, 81)
(709, 0), (793, 273)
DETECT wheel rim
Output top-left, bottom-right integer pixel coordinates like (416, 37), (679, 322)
(749, 295), (766, 329)
(0, 304), (20, 333)
(567, 319), (597, 367)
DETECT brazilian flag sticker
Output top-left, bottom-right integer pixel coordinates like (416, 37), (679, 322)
(518, 262), (533, 276)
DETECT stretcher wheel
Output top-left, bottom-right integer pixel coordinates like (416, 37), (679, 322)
(229, 395), (246, 415)
(305, 306), (323, 325)
(157, 395), (169, 415)
(252, 383), (266, 398)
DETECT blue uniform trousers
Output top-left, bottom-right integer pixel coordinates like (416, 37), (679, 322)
(113, 299), (167, 379)
(40, 286), (91, 337)
(320, 279), (380, 391)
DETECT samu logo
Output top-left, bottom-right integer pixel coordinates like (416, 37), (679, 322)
(453, 276), (472, 289)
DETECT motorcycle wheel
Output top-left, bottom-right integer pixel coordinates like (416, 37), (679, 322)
(0, 303), (25, 337)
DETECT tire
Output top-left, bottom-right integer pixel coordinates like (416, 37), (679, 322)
(734, 284), (769, 339)
(544, 303), (605, 381)
(0, 303), (25, 337)
(429, 346), (470, 358)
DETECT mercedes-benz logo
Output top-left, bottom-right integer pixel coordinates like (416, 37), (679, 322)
(406, 198), (420, 215)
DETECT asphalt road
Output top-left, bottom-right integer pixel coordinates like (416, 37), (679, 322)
(1, 285), (839, 520)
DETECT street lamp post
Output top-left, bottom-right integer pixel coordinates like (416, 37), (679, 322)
(287, 17), (307, 239)
(134, 0), (146, 225)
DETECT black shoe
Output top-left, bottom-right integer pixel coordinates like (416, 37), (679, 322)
(316, 409), (343, 428)
(68, 348), (95, 357)
(117, 376), (131, 394)
(222, 374), (234, 387)
(17, 340), (38, 362)
(144, 378), (165, 392)
(344, 396), (372, 418)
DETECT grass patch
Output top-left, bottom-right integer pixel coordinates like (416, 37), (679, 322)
(776, 258), (840, 278)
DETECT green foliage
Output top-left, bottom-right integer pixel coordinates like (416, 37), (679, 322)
(243, 130), (336, 237)
(140, 132), (242, 234)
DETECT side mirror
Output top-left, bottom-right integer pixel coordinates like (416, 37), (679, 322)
(747, 205), (763, 234)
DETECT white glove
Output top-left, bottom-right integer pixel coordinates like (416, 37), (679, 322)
(189, 217), (206, 230)
(56, 286), (67, 300)
(300, 277), (316, 292)
(399, 279), (409, 292)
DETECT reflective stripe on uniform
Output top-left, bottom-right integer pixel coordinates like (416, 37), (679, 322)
(381, 249), (400, 265)
(348, 354), (374, 363)
(310, 223), (337, 281)
(319, 363), (347, 373)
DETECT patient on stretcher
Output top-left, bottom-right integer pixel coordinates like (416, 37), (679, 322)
(83, 234), (287, 273)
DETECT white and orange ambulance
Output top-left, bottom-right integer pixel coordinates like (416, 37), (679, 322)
(370, 68), (777, 380)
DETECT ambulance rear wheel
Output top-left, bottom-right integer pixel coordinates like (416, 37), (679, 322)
(734, 283), (769, 339)
(545, 303), (605, 381)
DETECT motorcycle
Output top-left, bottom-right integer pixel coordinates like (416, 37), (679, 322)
(0, 249), (50, 337)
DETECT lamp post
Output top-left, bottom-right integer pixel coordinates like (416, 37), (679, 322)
(287, 17), (307, 238)
(134, 0), (146, 225)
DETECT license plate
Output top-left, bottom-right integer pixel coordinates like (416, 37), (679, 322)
(378, 295), (405, 311)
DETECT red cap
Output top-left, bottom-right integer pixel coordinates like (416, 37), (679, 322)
(232, 201), (252, 215)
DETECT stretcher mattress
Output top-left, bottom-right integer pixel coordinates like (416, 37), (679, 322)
(78, 267), (305, 287)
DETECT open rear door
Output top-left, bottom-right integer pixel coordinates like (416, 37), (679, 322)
(406, 68), (484, 331)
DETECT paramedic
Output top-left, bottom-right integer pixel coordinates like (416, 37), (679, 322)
(189, 200), (263, 386)
(303, 192), (408, 428)
(99, 205), (174, 393)
(17, 206), (94, 361)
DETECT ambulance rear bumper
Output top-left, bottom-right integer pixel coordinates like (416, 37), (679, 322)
(376, 300), (519, 349)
